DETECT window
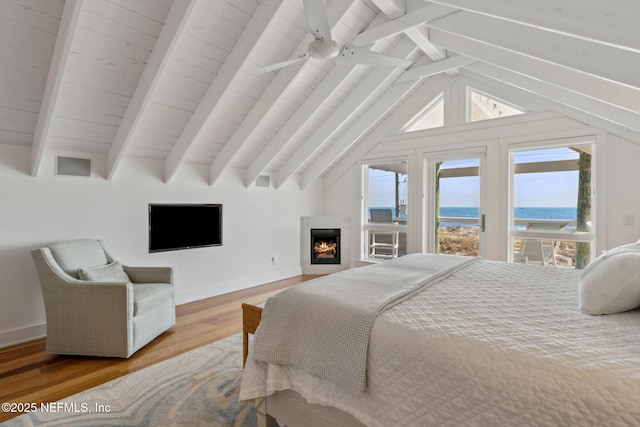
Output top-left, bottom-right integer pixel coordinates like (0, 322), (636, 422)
(510, 144), (594, 269)
(363, 161), (408, 260)
(468, 88), (525, 122)
(403, 93), (444, 132)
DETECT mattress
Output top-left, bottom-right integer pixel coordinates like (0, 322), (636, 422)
(241, 259), (640, 426)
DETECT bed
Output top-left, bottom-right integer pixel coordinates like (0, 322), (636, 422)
(240, 252), (640, 426)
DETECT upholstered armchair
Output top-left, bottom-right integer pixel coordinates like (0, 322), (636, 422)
(31, 239), (175, 358)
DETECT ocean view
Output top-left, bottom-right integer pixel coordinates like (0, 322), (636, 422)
(441, 206), (577, 227)
(370, 206), (577, 227)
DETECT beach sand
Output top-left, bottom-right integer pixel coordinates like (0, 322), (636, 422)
(439, 226), (576, 265)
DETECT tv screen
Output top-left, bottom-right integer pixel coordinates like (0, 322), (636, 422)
(149, 204), (222, 252)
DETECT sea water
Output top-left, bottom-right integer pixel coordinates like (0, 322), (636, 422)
(369, 206), (577, 227)
(441, 206), (577, 227)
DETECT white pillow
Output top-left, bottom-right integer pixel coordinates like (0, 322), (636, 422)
(579, 248), (640, 315)
(78, 261), (131, 283)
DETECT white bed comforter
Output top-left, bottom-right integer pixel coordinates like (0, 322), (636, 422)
(241, 258), (640, 426)
(250, 253), (475, 396)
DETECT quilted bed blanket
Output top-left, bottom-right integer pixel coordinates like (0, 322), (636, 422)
(241, 256), (640, 426)
(250, 253), (476, 395)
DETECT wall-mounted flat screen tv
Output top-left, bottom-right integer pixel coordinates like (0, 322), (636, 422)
(149, 204), (222, 252)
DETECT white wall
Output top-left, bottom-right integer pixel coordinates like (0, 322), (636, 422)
(0, 145), (323, 347)
(604, 135), (640, 247)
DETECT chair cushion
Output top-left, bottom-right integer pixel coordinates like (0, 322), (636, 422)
(78, 261), (131, 283)
(48, 239), (109, 279)
(133, 283), (173, 316)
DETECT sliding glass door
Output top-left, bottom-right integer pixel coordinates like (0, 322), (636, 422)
(426, 151), (485, 257)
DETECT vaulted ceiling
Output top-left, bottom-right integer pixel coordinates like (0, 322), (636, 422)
(2, 0), (638, 189)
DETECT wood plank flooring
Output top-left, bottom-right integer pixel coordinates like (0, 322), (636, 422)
(0, 275), (320, 422)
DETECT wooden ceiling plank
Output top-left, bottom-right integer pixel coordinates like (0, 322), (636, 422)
(106, 0), (197, 180)
(423, 0), (640, 53)
(430, 29), (640, 116)
(245, 65), (353, 187)
(164, 0), (286, 183)
(429, 11), (640, 90)
(31, 0), (83, 177)
(274, 37), (419, 188)
(208, 0), (359, 186)
(244, 9), (392, 187)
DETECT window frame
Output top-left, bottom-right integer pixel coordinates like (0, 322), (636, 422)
(506, 137), (596, 266)
(361, 156), (409, 262)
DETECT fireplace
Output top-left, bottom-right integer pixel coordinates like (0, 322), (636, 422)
(310, 228), (341, 264)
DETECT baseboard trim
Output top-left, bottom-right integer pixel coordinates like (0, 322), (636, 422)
(0, 324), (46, 349)
(175, 267), (302, 305)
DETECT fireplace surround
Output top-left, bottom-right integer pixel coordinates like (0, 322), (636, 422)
(301, 216), (350, 274)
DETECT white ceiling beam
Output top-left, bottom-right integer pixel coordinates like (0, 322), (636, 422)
(274, 37), (419, 188)
(164, 0), (285, 183)
(429, 29), (640, 116)
(321, 74), (450, 190)
(421, 0), (640, 53)
(380, 0), (406, 14)
(371, 0), (446, 60)
(467, 62), (640, 134)
(31, 0), (83, 177)
(462, 68), (640, 143)
(353, 3), (456, 46)
(395, 54), (475, 83)
(106, 0), (196, 181)
(428, 11), (640, 90)
(209, 0), (359, 186)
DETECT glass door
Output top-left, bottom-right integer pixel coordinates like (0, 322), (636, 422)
(426, 152), (485, 257)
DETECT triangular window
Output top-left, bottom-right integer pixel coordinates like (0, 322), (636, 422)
(403, 93), (444, 132)
(468, 88), (525, 122)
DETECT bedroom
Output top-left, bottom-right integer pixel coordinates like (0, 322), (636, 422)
(1, 0), (639, 424)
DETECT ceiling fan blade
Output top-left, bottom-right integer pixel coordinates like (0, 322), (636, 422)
(303, 0), (332, 42)
(336, 44), (413, 68)
(256, 56), (307, 75)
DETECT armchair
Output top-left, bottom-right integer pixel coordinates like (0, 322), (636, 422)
(31, 239), (175, 358)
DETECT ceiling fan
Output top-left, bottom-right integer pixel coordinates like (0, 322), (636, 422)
(256, 0), (413, 75)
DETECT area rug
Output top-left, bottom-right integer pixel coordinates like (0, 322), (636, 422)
(2, 334), (256, 426)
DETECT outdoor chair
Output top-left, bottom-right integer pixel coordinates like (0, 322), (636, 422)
(514, 222), (572, 267)
(31, 239), (175, 358)
(369, 208), (399, 258)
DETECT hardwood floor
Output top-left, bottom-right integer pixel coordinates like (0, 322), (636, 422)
(0, 275), (321, 422)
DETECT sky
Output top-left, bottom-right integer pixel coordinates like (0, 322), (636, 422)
(369, 147), (582, 208)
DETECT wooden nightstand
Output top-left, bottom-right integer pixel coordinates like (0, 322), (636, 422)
(242, 302), (263, 367)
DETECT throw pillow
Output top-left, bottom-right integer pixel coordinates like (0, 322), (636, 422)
(78, 261), (131, 283)
(579, 248), (640, 315)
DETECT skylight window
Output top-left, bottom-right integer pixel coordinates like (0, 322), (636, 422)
(468, 88), (525, 122)
(403, 93), (444, 132)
